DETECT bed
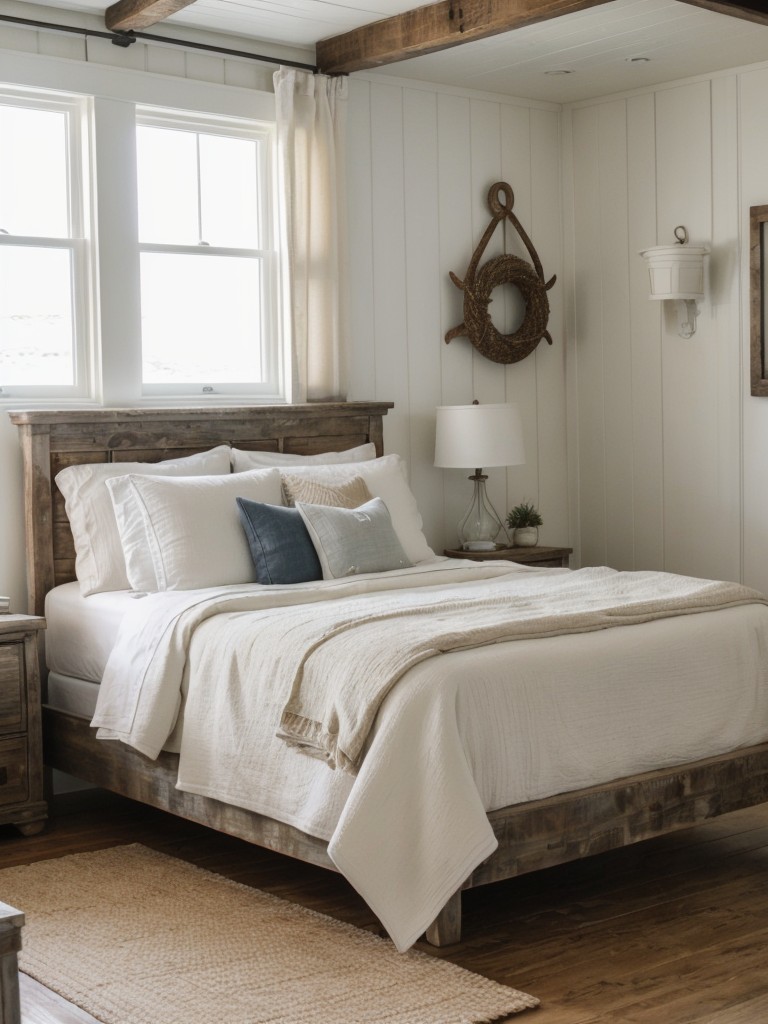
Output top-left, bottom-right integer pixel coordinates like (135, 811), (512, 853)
(9, 402), (768, 951)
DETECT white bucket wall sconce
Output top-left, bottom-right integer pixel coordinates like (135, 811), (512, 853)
(639, 226), (709, 338)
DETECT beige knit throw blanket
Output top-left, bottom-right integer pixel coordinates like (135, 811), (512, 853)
(276, 567), (767, 774)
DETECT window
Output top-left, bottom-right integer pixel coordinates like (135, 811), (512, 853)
(136, 109), (279, 398)
(0, 88), (90, 398)
(0, 82), (281, 403)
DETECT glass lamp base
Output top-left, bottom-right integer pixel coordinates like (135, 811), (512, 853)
(457, 472), (508, 551)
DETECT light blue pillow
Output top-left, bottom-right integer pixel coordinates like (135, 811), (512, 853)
(236, 498), (322, 585)
(296, 496), (412, 579)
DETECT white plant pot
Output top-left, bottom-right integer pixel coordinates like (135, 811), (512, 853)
(513, 527), (539, 547)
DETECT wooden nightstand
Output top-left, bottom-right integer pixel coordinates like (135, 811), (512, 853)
(444, 545), (572, 568)
(0, 616), (47, 836)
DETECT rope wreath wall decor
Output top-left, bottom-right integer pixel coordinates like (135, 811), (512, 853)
(445, 182), (556, 364)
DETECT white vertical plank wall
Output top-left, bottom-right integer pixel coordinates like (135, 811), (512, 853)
(529, 109), (568, 554)
(596, 99), (634, 572)
(739, 65), (768, 594)
(626, 93), (664, 573)
(401, 88), (444, 548)
(565, 66), (766, 588)
(5, 5), (768, 596)
(346, 77), (568, 555)
(571, 104), (608, 569)
(655, 82), (718, 578)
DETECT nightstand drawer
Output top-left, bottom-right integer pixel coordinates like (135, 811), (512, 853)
(0, 738), (28, 806)
(0, 645), (25, 734)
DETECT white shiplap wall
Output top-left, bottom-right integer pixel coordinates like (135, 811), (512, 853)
(566, 71), (747, 585)
(0, 18), (569, 606)
(346, 76), (568, 555)
(739, 65), (768, 595)
(11, 5), (768, 600)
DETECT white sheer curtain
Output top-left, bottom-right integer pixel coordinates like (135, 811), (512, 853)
(274, 67), (348, 403)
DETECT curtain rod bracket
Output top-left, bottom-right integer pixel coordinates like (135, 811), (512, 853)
(111, 31), (137, 48)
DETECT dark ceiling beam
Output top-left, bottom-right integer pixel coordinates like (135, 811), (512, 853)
(105, 0), (198, 33)
(316, 0), (615, 75)
(316, 0), (768, 75)
(676, 0), (768, 25)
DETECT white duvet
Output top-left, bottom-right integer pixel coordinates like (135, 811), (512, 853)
(91, 560), (768, 951)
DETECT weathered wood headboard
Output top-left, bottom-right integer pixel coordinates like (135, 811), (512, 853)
(8, 402), (393, 617)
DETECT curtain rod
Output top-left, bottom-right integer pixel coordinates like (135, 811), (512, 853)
(0, 13), (318, 72)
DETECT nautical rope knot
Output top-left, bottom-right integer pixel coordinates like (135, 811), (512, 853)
(445, 181), (556, 364)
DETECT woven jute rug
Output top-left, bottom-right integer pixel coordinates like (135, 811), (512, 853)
(1, 844), (538, 1023)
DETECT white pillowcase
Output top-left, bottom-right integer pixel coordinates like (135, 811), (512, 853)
(278, 455), (434, 565)
(231, 443), (376, 472)
(107, 468), (283, 591)
(55, 446), (232, 596)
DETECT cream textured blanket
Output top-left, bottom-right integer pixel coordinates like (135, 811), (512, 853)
(276, 567), (767, 773)
(91, 559), (768, 951)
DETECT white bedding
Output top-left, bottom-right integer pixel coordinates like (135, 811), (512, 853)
(88, 560), (768, 951)
(45, 583), (138, 683)
(47, 673), (100, 718)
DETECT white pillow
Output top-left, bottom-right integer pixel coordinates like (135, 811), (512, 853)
(55, 446), (232, 596)
(231, 442), (376, 472)
(108, 468), (283, 591)
(278, 455), (434, 565)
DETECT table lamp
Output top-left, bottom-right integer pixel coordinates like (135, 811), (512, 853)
(434, 401), (525, 551)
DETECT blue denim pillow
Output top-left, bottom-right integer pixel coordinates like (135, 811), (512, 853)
(236, 498), (322, 585)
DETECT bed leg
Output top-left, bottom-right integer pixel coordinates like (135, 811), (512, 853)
(425, 890), (462, 947)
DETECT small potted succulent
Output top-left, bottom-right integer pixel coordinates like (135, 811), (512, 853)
(506, 501), (542, 547)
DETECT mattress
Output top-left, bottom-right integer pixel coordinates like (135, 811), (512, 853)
(44, 582), (138, 683)
(47, 672), (100, 718)
(44, 583), (137, 721)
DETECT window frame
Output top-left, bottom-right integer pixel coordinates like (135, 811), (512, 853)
(0, 86), (93, 401)
(0, 55), (284, 408)
(134, 105), (281, 401)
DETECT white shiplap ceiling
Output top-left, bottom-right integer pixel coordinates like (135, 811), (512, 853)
(12, 0), (768, 102)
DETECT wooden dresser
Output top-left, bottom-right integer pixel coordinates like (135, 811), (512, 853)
(0, 616), (47, 837)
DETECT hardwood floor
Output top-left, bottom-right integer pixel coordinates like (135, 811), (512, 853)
(4, 792), (768, 1023)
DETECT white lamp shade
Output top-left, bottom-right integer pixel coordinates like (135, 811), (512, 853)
(434, 403), (525, 469)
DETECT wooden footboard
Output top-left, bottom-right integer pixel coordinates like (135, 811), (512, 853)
(44, 705), (768, 947)
(43, 708), (337, 871)
(426, 741), (768, 944)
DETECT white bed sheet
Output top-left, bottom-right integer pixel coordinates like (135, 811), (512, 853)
(45, 583), (137, 683)
(47, 672), (100, 718)
(89, 561), (768, 950)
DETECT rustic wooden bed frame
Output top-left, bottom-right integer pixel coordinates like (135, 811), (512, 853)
(9, 402), (768, 947)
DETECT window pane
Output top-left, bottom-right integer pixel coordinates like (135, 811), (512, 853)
(199, 134), (261, 248)
(137, 126), (199, 243)
(0, 246), (74, 385)
(140, 252), (263, 384)
(0, 106), (69, 237)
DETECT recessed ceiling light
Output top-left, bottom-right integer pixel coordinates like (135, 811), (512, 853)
(544, 69), (574, 75)
(626, 56), (651, 63)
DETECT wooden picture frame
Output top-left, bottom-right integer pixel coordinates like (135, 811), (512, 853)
(750, 205), (768, 396)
